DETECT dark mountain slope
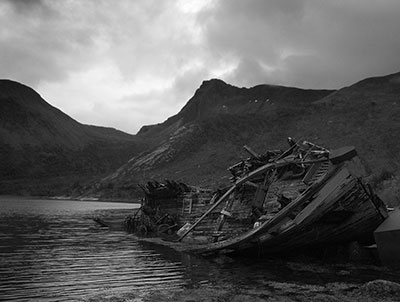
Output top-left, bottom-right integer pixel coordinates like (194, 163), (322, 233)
(309, 71), (400, 176)
(94, 72), (400, 200)
(137, 79), (332, 138)
(131, 79), (333, 175)
(93, 81), (334, 198)
(0, 80), (147, 195)
(0, 80), (136, 148)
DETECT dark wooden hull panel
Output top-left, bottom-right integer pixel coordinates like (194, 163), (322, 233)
(186, 167), (387, 256)
(137, 141), (388, 257)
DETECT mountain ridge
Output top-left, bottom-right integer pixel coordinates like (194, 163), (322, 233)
(2, 71), (400, 199)
(91, 71), (400, 200)
(94, 80), (335, 198)
(0, 79), (147, 195)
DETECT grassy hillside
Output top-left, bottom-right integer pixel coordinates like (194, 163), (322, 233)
(0, 80), (148, 195)
(3, 72), (399, 204)
(88, 80), (334, 199)
(90, 72), (400, 206)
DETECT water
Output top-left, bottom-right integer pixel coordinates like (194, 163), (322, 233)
(0, 197), (195, 301)
(1, 197), (399, 302)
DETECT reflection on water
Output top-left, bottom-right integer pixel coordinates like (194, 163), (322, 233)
(0, 198), (196, 301)
(1, 198), (399, 302)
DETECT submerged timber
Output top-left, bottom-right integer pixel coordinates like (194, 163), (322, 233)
(128, 138), (388, 256)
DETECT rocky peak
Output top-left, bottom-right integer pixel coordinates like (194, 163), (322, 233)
(196, 78), (231, 94)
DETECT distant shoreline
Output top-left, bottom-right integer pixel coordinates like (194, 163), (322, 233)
(0, 195), (141, 204)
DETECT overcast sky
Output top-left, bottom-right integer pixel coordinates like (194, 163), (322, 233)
(1, 0), (400, 134)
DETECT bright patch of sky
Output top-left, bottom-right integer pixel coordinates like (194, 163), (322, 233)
(1, 0), (400, 134)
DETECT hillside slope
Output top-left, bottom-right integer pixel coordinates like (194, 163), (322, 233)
(94, 72), (400, 200)
(92, 80), (334, 198)
(0, 80), (147, 195)
(309, 72), (400, 176)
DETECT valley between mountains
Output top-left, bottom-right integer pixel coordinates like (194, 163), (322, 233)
(1, 72), (400, 205)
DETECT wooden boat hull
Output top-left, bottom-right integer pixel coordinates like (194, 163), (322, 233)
(183, 165), (387, 256)
(137, 140), (388, 257)
(93, 217), (127, 230)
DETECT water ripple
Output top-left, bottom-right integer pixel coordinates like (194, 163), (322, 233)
(0, 198), (189, 302)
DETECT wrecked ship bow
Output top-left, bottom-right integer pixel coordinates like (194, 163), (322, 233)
(134, 138), (388, 256)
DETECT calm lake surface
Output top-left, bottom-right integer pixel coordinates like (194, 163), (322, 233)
(1, 197), (399, 302)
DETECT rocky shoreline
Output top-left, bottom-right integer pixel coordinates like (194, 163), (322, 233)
(84, 253), (400, 302)
(86, 279), (400, 302)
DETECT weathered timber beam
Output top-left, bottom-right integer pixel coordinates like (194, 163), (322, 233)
(244, 181), (259, 188)
(243, 145), (261, 159)
(178, 161), (279, 242)
(177, 188), (236, 241)
(244, 181), (273, 191)
(253, 165), (341, 238)
(276, 142), (299, 160)
(178, 158), (329, 242)
(233, 157), (327, 185)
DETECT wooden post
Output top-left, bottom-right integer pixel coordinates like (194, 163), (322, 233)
(215, 192), (235, 233)
(177, 161), (277, 242)
(177, 186), (236, 241)
(177, 158), (327, 242)
(243, 145), (261, 159)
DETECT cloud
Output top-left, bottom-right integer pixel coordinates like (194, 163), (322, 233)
(1, 0), (400, 134)
(5, 0), (51, 15)
(0, 0), (215, 133)
(199, 0), (400, 88)
(0, 0), (102, 85)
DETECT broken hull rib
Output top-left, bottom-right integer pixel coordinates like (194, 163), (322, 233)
(137, 140), (388, 256)
(180, 164), (386, 255)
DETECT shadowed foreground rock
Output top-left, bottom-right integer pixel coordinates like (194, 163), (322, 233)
(360, 279), (400, 298)
(85, 279), (400, 302)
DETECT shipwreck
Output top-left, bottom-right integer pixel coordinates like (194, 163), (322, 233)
(124, 138), (388, 256)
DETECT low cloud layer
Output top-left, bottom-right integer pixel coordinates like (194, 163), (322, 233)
(1, 0), (400, 133)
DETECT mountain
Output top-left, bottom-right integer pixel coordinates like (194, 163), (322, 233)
(310, 71), (400, 177)
(4, 71), (400, 200)
(0, 80), (147, 195)
(92, 79), (334, 198)
(94, 72), (400, 200)
(137, 79), (332, 137)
